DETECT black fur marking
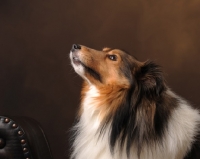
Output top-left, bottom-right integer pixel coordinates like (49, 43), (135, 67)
(119, 55), (136, 82)
(184, 130), (200, 159)
(81, 63), (102, 83)
(138, 61), (165, 97)
(105, 61), (178, 158)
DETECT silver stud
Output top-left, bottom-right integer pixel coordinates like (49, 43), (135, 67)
(21, 139), (26, 144)
(12, 123), (18, 128)
(23, 147), (28, 152)
(18, 130), (24, 136)
(4, 118), (10, 123)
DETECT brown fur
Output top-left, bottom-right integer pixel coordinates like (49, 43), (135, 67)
(77, 46), (139, 122)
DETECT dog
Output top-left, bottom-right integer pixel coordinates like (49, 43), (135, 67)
(69, 44), (200, 159)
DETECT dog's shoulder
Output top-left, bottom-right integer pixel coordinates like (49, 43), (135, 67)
(184, 106), (200, 159)
(184, 130), (200, 159)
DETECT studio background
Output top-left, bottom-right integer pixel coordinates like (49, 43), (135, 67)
(0, 0), (200, 158)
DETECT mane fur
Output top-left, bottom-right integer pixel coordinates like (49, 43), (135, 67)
(96, 61), (178, 157)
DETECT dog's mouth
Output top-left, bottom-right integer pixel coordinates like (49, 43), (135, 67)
(71, 52), (82, 65)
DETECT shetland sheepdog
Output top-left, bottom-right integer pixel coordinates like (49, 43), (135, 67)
(69, 44), (200, 159)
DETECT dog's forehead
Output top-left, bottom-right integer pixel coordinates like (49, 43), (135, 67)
(102, 48), (127, 54)
(102, 47), (112, 52)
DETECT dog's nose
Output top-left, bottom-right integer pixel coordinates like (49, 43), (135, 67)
(71, 44), (81, 52)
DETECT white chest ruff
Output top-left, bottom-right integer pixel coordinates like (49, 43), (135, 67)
(71, 86), (112, 159)
(71, 88), (200, 159)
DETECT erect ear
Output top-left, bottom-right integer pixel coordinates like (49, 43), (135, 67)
(137, 61), (165, 97)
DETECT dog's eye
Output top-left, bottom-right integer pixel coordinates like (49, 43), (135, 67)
(107, 55), (117, 61)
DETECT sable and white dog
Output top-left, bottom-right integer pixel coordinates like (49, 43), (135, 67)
(69, 44), (200, 159)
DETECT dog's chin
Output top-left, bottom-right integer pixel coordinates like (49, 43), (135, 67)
(70, 51), (81, 65)
(72, 62), (85, 76)
(70, 56), (83, 75)
(71, 60), (90, 83)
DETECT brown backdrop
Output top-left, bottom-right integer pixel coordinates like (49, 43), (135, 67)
(0, 0), (200, 158)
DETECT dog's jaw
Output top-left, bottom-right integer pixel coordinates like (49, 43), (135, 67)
(70, 51), (83, 72)
(70, 51), (92, 85)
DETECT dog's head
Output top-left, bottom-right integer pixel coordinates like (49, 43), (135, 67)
(70, 44), (164, 95)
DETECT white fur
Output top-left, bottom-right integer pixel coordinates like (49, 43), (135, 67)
(70, 51), (91, 85)
(70, 52), (84, 76)
(71, 86), (112, 159)
(71, 87), (200, 159)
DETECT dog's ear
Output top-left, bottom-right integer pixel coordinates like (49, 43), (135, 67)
(137, 61), (165, 97)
